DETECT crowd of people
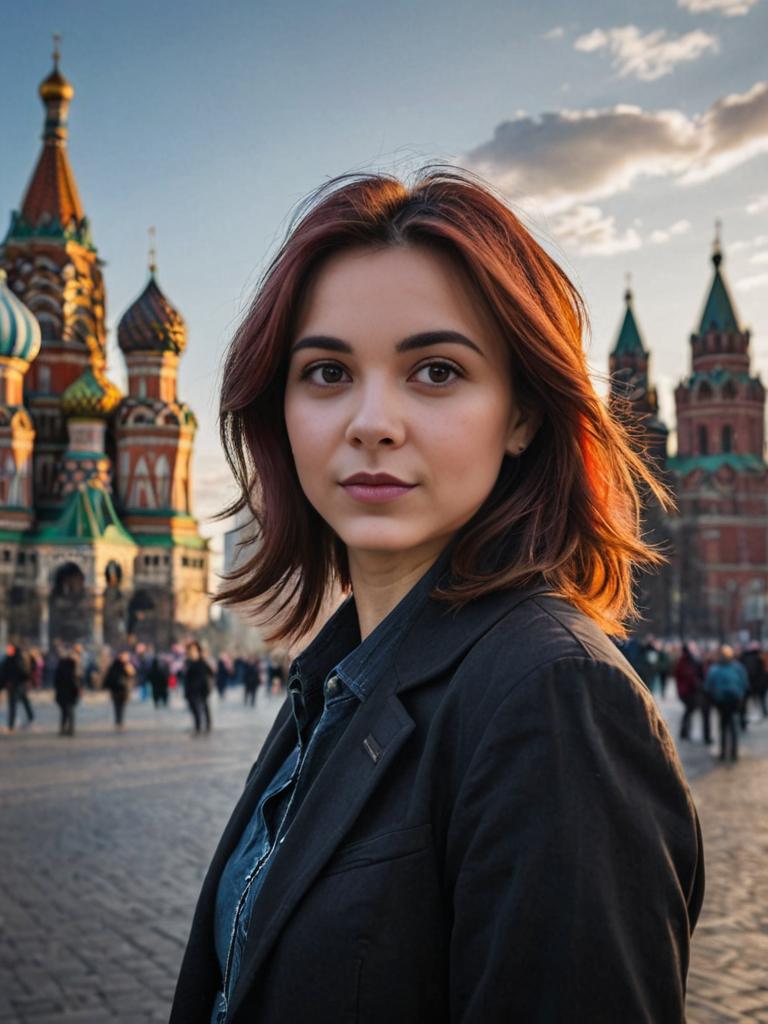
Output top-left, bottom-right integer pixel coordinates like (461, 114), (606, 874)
(0, 640), (289, 738)
(2, 633), (765, 763)
(618, 636), (767, 762)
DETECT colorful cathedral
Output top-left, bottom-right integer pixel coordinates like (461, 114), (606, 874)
(609, 231), (768, 642)
(0, 50), (209, 652)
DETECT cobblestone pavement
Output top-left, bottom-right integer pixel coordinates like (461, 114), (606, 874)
(0, 682), (765, 1023)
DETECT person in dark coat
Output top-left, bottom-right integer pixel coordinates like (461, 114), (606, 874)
(53, 648), (82, 736)
(184, 642), (214, 734)
(243, 659), (260, 706)
(102, 652), (135, 728)
(148, 655), (170, 707)
(0, 643), (35, 731)
(171, 171), (704, 1023)
(675, 643), (705, 741)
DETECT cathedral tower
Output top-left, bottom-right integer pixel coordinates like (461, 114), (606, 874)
(0, 42), (106, 516)
(115, 245), (209, 646)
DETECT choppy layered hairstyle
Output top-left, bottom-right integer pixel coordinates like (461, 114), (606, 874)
(218, 167), (669, 641)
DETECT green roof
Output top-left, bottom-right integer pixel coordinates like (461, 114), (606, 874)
(36, 483), (136, 547)
(668, 452), (765, 476)
(698, 254), (740, 334)
(612, 291), (646, 356)
(133, 531), (208, 551)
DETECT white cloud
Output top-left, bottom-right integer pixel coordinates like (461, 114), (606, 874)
(549, 204), (642, 256)
(729, 233), (768, 251)
(736, 271), (768, 290)
(464, 81), (768, 212)
(543, 26), (565, 40)
(746, 193), (768, 213)
(750, 250), (768, 263)
(650, 219), (692, 244)
(679, 0), (760, 15)
(574, 25), (719, 81)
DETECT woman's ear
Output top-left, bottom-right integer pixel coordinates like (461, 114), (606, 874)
(505, 405), (541, 457)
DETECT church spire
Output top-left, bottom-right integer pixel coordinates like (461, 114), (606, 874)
(13, 36), (88, 243)
(611, 272), (646, 357)
(698, 221), (740, 334)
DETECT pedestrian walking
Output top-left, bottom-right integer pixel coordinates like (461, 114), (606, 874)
(243, 659), (259, 706)
(216, 654), (233, 700)
(675, 644), (704, 741)
(739, 642), (764, 727)
(171, 170), (703, 1023)
(705, 644), (749, 762)
(183, 641), (213, 734)
(102, 652), (135, 729)
(148, 655), (170, 707)
(53, 647), (81, 736)
(0, 642), (35, 731)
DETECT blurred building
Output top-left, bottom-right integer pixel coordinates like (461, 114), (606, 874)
(0, 50), (209, 651)
(611, 231), (768, 642)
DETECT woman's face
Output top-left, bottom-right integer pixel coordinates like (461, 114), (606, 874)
(284, 245), (537, 572)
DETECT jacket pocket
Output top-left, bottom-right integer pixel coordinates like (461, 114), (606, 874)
(321, 823), (433, 877)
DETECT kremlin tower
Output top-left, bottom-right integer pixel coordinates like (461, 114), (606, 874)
(668, 229), (767, 639)
(0, 47), (209, 651)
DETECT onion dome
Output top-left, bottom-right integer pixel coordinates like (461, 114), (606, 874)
(39, 65), (74, 103)
(0, 269), (42, 363)
(117, 244), (187, 355)
(61, 364), (122, 419)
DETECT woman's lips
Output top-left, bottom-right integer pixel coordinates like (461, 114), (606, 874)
(339, 472), (417, 503)
(340, 481), (417, 503)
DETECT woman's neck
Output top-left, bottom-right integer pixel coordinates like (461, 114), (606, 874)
(348, 543), (448, 641)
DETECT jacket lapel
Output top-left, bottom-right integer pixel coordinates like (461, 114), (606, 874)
(229, 687), (414, 1021)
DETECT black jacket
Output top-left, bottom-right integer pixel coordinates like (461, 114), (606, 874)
(171, 586), (704, 1023)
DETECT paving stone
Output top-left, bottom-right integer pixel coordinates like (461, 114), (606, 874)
(0, 684), (766, 1021)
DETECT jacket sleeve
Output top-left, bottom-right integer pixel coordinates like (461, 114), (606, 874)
(446, 657), (704, 1024)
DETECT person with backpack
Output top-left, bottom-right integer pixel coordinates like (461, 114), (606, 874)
(705, 645), (749, 762)
(0, 642), (35, 731)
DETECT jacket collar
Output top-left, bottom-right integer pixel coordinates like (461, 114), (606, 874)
(395, 579), (554, 691)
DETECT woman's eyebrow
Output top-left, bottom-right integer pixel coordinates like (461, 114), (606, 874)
(291, 331), (483, 357)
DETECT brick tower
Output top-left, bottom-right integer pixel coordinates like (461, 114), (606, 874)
(669, 227), (768, 639)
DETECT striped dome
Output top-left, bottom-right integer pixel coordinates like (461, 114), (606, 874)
(61, 365), (122, 419)
(117, 273), (187, 355)
(0, 269), (42, 363)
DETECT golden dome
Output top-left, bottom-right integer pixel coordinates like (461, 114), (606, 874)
(39, 67), (74, 103)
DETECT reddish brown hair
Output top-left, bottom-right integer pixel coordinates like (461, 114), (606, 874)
(217, 167), (669, 641)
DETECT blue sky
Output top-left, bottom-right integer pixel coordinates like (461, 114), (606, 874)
(3, 0), (768, 561)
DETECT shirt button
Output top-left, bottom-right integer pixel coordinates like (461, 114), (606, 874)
(325, 675), (340, 696)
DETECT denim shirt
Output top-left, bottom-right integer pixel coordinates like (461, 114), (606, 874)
(210, 553), (448, 1023)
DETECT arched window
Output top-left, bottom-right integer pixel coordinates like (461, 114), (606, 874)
(722, 380), (737, 401)
(698, 426), (709, 455)
(128, 456), (155, 509)
(722, 425), (733, 453)
(698, 382), (713, 401)
(154, 454), (170, 507)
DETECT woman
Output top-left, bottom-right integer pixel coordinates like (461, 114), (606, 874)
(184, 641), (214, 734)
(171, 170), (704, 1023)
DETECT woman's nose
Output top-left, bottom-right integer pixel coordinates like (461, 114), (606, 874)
(344, 382), (406, 449)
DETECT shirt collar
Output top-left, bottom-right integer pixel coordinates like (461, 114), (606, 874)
(290, 545), (453, 704)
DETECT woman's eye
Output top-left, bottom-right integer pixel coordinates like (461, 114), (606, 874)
(413, 362), (461, 386)
(302, 363), (348, 385)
